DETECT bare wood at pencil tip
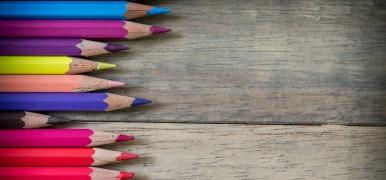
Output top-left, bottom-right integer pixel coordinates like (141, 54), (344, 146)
(64, 123), (386, 180)
(50, 0), (386, 125)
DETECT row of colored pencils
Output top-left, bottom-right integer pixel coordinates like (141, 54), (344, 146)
(0, 1), (173, 179)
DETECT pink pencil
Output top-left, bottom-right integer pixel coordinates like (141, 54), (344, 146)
(0, 75), (125, 92)
(0, 129), (135, 147)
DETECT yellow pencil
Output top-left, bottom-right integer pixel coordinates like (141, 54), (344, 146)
(0, 56), (115, 74)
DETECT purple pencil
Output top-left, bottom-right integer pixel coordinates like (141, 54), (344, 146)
(0, 20), (171, 40)
(0, 93), (152, 111)
(0, 39), (129, 57)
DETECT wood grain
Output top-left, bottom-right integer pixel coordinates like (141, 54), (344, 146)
(50, 0), (386, 125)
(63, 123), (386, 180)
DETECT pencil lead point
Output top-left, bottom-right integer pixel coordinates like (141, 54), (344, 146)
(150, 26), (172, 34)
(132, 98), (152, 106)
(117, 152), (138, 161)
(97, 62), (116, 70)
(105, 44), (129, 52)
(107, 80), (125, 88)
(147, 6), (171, 16)
(119, 172), (135, 179)
(116, 134), (135, 142)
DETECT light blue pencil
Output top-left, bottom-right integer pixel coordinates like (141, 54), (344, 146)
(0, 1), (171, 20)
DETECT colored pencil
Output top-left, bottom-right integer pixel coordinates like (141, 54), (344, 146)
(0, 38), (128, 57)
(0, 111), (70, 129)
(0, 148), (138, 166)
(0, 56), (116, 74)
(0, 20), (171, 39)
(0, 92), (151, 111)
(0, 75), (125, 92)
(0, 167), (135, 180)
(0, 1), (171, 20)
(0, 129), (135, 147)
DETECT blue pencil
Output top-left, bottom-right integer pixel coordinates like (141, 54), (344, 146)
(0, 1), (171, 20)
(0, 93), (151, 111)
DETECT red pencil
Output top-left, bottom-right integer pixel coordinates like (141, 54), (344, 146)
(0, 167), (134, 180)
(0, 148), (138, 166)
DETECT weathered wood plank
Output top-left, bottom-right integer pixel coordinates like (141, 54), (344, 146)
(50, 0), (386, 124)
(64, 123), (386, 180)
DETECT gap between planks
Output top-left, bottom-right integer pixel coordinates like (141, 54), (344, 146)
(61, 120), (386, 126)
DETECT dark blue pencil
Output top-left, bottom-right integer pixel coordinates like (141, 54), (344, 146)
(0, 93), (151, 111)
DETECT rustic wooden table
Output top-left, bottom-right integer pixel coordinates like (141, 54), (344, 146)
(54, 0), (386, 179)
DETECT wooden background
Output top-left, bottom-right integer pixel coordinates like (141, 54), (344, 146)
(53, 0), (386, 179)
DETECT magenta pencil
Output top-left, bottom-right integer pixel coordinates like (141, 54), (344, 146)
(0, 129), (135, 147)
(0, 20), (171, 39)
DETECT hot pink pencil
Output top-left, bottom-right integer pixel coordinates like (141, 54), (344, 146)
(0, 167), (134, 180)
(0, 129), (135, 147)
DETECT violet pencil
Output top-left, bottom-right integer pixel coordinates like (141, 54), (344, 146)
(0, 39), (128, 57)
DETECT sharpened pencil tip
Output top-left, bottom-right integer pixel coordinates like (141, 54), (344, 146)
(117, 152), (138, 161)
(147, 6), (171, 16)
(107, 80), (125, 88)
(116, 134), (135, 142)
(119, 172), (135, 179)
(105, 44), (129, 52)
(132, 98), (152, 106)
(97, 62), (116, 70)
(150, 26), (172, 34)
